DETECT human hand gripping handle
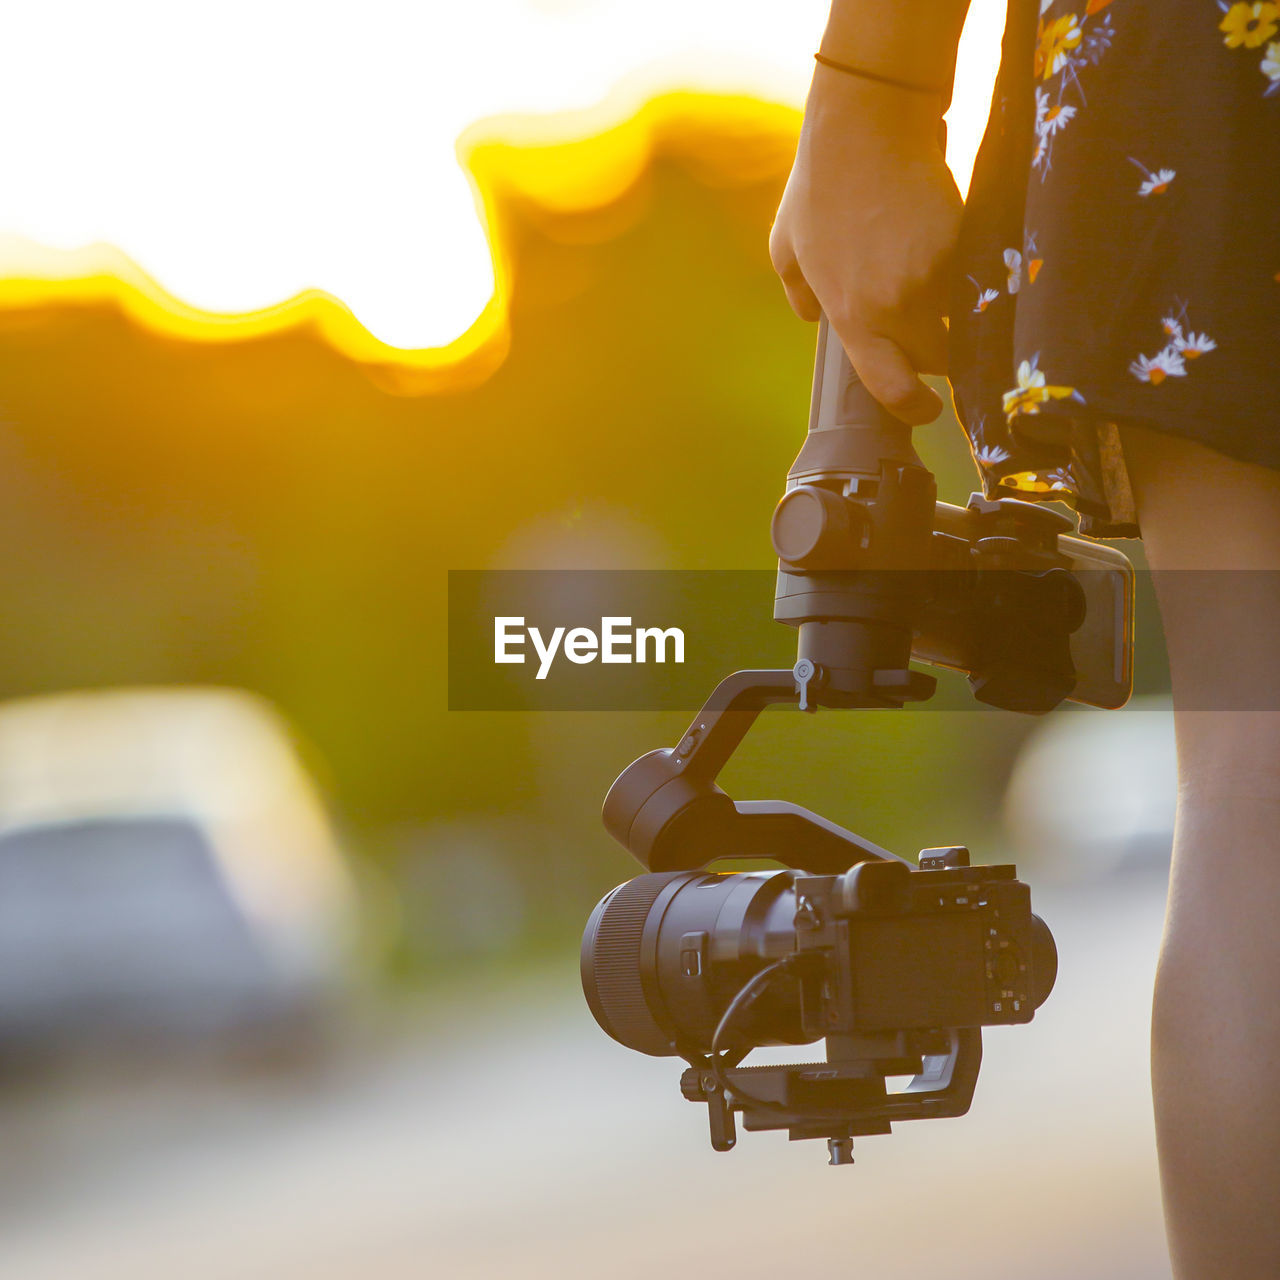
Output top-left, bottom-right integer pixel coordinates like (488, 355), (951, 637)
(770, 55), (962, 427)
(808, 311), (905, 441)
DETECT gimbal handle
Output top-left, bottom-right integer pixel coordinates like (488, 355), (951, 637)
(788, 315), (925, 486)
(809, 314), (901, 435)
(773, 317), (939, 703)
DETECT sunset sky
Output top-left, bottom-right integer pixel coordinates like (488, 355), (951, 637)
(0, 1), (1004, 352)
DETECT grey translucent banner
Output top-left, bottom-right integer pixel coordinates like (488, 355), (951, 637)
(448, 569), (1277, 712)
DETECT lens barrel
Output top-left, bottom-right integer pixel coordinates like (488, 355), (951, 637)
(581, 872), (689, 1056)
(581, 869), (802, 1057)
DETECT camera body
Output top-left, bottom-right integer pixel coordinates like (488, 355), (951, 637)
(583, 814), (1056, 1158)
(795, 852), (1048, 1039)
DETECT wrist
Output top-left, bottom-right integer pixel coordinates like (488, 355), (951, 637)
(805, 62), (945, 145)
(819, 0), (968, 95)
(813, 52), (948, 97)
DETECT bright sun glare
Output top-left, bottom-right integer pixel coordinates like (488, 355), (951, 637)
(0, 1), (1004, 355)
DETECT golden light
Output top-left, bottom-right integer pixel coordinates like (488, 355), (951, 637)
(0, 1), (1004, 374)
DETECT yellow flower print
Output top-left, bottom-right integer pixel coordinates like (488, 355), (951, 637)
(1035, 14), (1084, 79)
(1003, 361), (1045, 417)
(1220, 2), (1279, 49)
(999, 471), (1061, 495)
(1002, 356), (1082, 420)
(1003, 466), (1073, 493)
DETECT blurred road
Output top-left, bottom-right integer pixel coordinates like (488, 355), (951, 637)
(0, 875), (1171, 1280)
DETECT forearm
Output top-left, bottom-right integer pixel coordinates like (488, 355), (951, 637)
(820, 0), (971, 97)
(770, 0), (972, 422)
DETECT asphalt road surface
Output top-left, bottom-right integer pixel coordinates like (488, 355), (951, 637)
(0, 875), (1171, 1280)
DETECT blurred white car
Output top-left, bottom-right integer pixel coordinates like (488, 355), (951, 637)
(1003, 695), (1176, 882)
(0, 687), (355, 1048)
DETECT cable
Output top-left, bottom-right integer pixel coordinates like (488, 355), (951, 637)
(708, 955), (809, 1116)
(707, 953), (876, 1127)
(710, 956), (798, 1063)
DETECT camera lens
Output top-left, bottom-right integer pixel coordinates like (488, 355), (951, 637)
(580, 872), (690, 1057)
(581, 869), (805, 1057)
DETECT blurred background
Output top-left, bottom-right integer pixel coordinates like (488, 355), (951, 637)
(0, 2), (1177, 1277)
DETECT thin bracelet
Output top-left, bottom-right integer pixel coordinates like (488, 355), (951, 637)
(813, 52), (945, 96)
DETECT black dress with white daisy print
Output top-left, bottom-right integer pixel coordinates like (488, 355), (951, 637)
(949, 0), (1280, 536)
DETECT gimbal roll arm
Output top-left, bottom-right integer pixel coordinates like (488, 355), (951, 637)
(602, 667), (903, 876)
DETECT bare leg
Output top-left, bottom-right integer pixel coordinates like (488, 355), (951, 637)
(1119, 423), (1280, 1279)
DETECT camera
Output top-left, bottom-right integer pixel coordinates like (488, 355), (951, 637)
(583, 852), (1056, 1163)
(582, 318), (1132, 1163)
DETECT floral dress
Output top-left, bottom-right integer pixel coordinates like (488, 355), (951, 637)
(949, 0), (1280, 537)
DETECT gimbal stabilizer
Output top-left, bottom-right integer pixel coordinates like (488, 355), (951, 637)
(582, 320), (1132, 1162)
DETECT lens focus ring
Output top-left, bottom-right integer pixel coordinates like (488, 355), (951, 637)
(581, 872), (687, 1057)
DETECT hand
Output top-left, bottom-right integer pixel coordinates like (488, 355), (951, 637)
(769, 67), (963, 425)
